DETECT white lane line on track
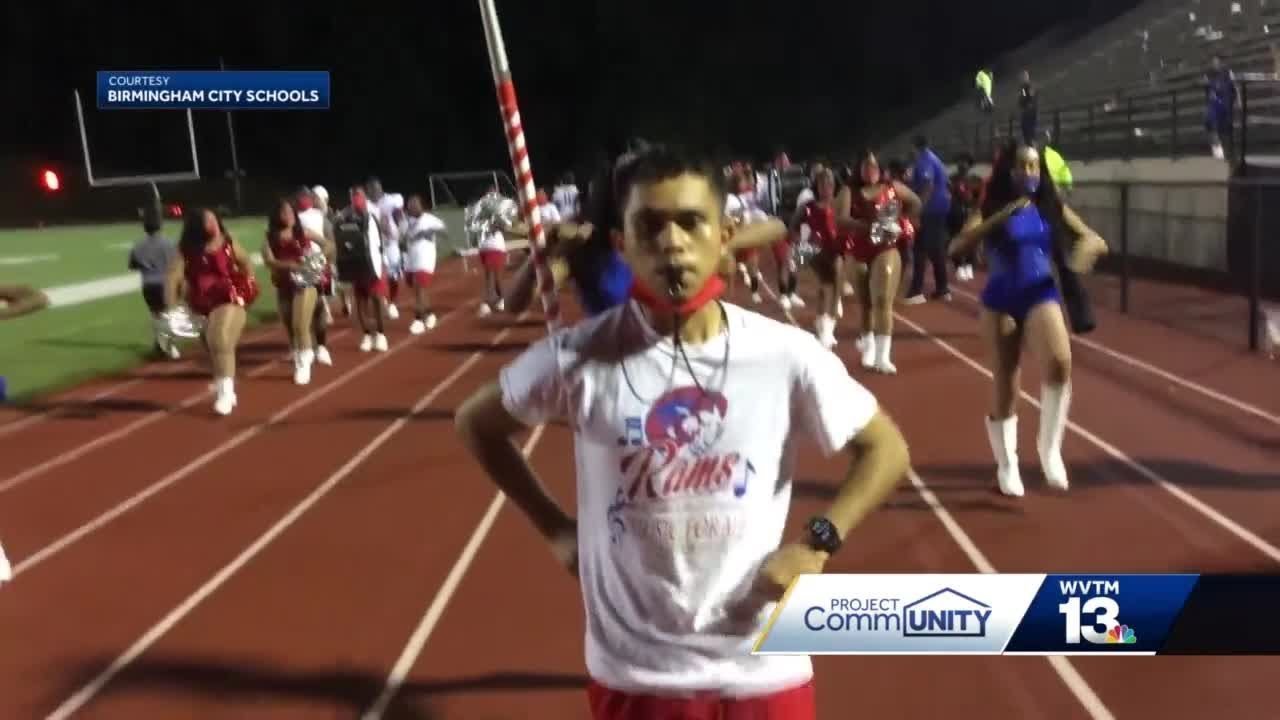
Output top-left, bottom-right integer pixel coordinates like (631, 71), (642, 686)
(44, 315), (526, 720)
(362, 425), (546, 720)
(0, 331), (345, 495)
(894, 310), (1280, 565)
(0, 275), (468, 492)
(10, 302), (477, 581)
(906, 470), (1116, 720)
(948, 287), (1280, 427)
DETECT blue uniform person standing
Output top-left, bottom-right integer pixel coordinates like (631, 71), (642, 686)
(903, 136), (952, 304)
(949, 142), (1107, 498)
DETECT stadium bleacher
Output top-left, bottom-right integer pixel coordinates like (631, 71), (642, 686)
(888, 0), (1280, 164)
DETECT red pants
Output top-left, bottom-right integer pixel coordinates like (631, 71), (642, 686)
(352, 276), (388, 300)
(587, 680), (815, 720)
(479, 249), (507, 271)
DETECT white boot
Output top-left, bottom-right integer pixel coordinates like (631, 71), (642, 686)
(985, 415), (1024, 497)
(815, 314), (837, 350)
(858, 333), (875, 369)
(315, 346), (333, 366)
(873, 334), (897, 375)
(213, 376), (236, 416)
(1038, 383), (1071, 490)
(0, 540), (12, 583)
(293, 348), (314, 386)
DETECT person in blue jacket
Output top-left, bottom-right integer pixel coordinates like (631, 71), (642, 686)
(949, 141), (1106, 499)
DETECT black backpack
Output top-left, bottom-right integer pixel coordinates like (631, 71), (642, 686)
(333, 211), (374, 278)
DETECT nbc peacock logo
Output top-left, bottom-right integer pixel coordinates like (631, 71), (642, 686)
(1106, 624), (1137, 644)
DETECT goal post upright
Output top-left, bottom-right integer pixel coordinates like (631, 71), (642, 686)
(72, 88), (202, 198)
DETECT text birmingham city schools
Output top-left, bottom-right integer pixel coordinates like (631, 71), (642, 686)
(102, 89), (321, 104)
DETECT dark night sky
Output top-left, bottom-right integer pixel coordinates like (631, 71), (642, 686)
(4, 0), (1137, 192)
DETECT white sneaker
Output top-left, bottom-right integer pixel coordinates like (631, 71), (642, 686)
(477, 303), (493, 317)
(494, 299), (505, 312)
(359, 334), (374, 352)
(0, 540), (12, 583)
(779, 295), (792, 311)
(751, 293), (762, 304)
(387, 304), (400, 320)
(293, 363), (312, 385)
(836, 297), (844, 318)
(373, 333), (389, 352)
(315, 346), (333, 366)
(409, 319), (426, 335)
(425, 313), (438, 330)
(902, 294), (927, 306)
(789, 294), (805, 308)
(842, 282), (855, 297)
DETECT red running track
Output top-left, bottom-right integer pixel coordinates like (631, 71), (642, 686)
(0, 258), (1277, 719)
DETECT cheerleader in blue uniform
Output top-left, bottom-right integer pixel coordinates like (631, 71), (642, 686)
(950, 142), (1107, 497)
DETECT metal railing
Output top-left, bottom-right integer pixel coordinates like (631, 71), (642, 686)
(929, 77), (1279, 165)
(1064, 177), (1277, 352)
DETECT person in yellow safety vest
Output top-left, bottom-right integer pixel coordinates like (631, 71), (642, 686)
(975, 69), (994, 113)
(1037, 130), (1072, 194)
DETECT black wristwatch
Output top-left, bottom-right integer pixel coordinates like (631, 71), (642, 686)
(804, 516), (843, 555)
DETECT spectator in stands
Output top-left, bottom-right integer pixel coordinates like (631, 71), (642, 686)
(1205, 53), (1239, 161)
(1019, 70), (1039, 144)
(975, 68), (994, 113)
(1036, 130), (1073, 195)
(904, 136), (952, 305)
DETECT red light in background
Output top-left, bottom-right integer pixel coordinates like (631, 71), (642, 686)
(40, 169), (61, 191)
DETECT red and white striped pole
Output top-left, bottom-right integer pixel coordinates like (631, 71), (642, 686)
(477, 0), (560, 330)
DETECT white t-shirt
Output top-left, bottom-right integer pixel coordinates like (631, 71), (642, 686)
(538, 202), (561, 225)
(499, 302), (879, 697)
(552, 184), (580, 221)
(403, 212), (446, 273)
(725, 193), (769, 226)
(298, 207), (327, 238)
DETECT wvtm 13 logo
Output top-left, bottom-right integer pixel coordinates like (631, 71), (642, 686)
(1058, 578), (1138, 645)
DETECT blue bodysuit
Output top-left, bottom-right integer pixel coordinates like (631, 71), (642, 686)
(569, 245), (633, 317)
(980, 204), (1061, 323)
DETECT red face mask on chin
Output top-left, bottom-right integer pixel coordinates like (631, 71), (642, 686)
(352, 194), (368, 213)
(630, 272), (726, 317)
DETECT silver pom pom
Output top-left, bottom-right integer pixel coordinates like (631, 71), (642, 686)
(791, 237), (819, 267)
(290, 243), (329, 288)
(155, 305), (205, 346)
(869, 199), (903, 246)
(464, 191), (519, 248)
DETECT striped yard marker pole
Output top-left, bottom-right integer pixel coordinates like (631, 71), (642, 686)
(477, 0), (560, 330)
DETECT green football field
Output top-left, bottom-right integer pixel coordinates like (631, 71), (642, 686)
(0, 208), (468, 404)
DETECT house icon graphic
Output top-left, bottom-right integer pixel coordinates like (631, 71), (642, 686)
(902, 587), (992, 638)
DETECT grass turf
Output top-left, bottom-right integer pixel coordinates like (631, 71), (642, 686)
(0, 208), (469, 404)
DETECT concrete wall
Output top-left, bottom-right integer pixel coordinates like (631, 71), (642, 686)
(957, 156), (1231, 271)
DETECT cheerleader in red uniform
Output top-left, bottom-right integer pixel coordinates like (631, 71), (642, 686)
(261, 198), (334, 386)
(836, 150), (922, 374)
(164, 208), (258, 416)
(789, 168), (845, 349)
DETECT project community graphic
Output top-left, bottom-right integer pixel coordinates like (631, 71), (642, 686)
(753, 574), (1280, 655)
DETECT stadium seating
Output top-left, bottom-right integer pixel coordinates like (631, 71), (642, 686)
(887, 0), (1280, 164)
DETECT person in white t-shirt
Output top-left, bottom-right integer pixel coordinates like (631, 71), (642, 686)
(456, 144), (909, 719)
(402, 194), (447, 334)
(472, 188), (517, 317)
(368, 180), (405, 321)
(296, 187), (335, 367)
(536, 188), (561, 226)
(551, 172), (580, 222)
